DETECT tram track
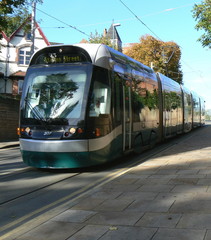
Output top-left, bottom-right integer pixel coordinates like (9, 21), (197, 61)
(0, 167), (31, 179)
(0, 148), (31, 179)
(0, 172), (81, 205)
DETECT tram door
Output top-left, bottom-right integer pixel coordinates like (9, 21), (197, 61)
(123, 84), (132, 151)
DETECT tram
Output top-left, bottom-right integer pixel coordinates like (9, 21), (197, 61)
(18, 44), (205, 168)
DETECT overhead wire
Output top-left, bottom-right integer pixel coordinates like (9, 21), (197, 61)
(36, 1), (206, 85)
(118, 0), (206, 84)
(36, 7), (90, 38)
(118, 0), (162, 41)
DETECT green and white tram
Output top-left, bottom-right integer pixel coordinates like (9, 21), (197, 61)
(18, 44), (204, 168)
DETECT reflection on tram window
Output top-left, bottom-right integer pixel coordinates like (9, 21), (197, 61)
(24, 69), (87, 120)
(89, 81), (111, 117)
(89, 67), (111, 117)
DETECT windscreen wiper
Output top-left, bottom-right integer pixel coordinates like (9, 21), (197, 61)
(24, 98), (49, 129)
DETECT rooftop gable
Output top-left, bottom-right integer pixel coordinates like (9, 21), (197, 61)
(1, 16), (50, 46)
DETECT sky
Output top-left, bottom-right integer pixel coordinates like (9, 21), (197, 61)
(35, 0), (211, 109)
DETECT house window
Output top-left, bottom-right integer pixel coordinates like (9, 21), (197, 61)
(25, 32), (31, 41)
(18, 49), (31, 65)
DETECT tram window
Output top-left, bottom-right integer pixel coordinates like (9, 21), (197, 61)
(24, 68), (87, 120)
(114, 74), (121, 124)
(89, 67), (111, 117)
(89, 82), (111, 116)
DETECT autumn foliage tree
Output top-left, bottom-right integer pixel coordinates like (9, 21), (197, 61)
(124, 35), (183, 84)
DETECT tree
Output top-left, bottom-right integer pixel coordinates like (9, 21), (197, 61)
(192, 0), (211, 48)
(3, 7), (31, 37)
(0, 0), (26, 36)
(0, 0), (42, 38)
(89, 30), (113, 48)
(124, 35), (183, 84)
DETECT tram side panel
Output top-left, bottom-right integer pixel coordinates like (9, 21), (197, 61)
(131, 70), (160, 153)
(157, 73), (183, 138)
(181, 86), (193, 133)
(200, 97), (206, 126)
(86, 66), (123, 163)
(191, 92), (201, 128)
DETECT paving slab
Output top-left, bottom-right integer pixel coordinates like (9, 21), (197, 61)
(138, 183), (175, 193)
(16, 222), (84, 240)
(175, 174), (206, 179)
(168, 177), (199, 185)
(86, 210), (144, 226)
(127, 198), (175, 212)
(135, 212), (181, 228)
(117, 191), (158, 201)
(177, 213), (211, 229)
(96, 226), (157, 240)
(155, 192), (197, 201)
(66, 225), (109, 240)
(152, 228), (206, 240)
(86, 190), (122, 200)
(135, 177), (171, 185)
(52, 209), (96, 223)
(205, 230), (211, 240)
(93, 198), (133, 212)
(171, 184), (208, 193)
(100, 182), (141, 192)
(170, 199), (211, 213)
(70, 198), (105, 211)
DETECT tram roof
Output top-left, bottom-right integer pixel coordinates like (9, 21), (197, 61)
(31, 43), (154, 75)
(29, 43), (157, 82)
(74, 43), (154, 74)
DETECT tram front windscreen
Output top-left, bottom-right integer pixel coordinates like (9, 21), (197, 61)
(20, 64), (92, 126)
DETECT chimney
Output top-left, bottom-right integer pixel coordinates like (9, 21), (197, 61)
(103, 28), (107, 37)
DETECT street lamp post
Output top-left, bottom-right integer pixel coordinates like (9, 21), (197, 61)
(31, 1), (36, 56)
(112, 23), (121, 50)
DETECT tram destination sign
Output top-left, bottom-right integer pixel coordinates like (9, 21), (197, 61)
(30, 46), (92, 66)
(36, 53), (83, 65)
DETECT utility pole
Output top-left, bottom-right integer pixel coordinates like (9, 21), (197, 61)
(31, 1), (36, 56)
(112, 20), (121, 50)
(161, 45), (178, 77)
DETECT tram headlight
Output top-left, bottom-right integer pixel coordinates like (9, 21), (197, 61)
(25, 127), (31, 134)
(69, 127), (76, 134)
(25, 127), (32, 136)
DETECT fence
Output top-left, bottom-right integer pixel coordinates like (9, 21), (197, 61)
(0, 96), (20, 141)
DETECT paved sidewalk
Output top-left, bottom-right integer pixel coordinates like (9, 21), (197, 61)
(6, 125), (211, 240)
